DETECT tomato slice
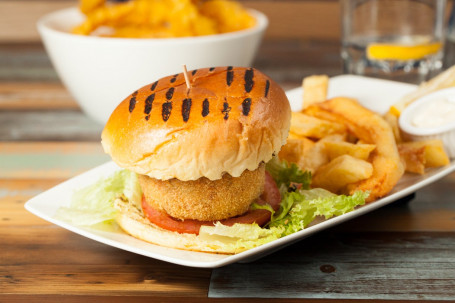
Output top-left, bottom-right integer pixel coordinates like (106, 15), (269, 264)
(141, 172), (281, 235)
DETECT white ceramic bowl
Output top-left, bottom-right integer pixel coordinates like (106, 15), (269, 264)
(37, 7), (268, 124)
(399, 87), (455, 158)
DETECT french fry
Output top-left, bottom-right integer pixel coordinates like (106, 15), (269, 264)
(383, 112), (403, 143)
(324, 141), (376, 161)
(299, 139), (330, 174)
(278, 137), (315, 165)
(72, 2), (135, 36)
(312, 155), (373, 194)
(80, 0), (105, 14)
(399, 140), (449, 168)
(304, 97), (404, 202)
(283, 130), (347, 174)
(287, 132), (306, 140)
(290, 112), (346, 139)
(319, 133), (347, 142)
(398, 144), (426, 174)
(302, 75), (329, 109)
(74, 0), (254, 38)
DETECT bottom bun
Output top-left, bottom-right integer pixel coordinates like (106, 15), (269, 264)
(114, 197), (241, 254)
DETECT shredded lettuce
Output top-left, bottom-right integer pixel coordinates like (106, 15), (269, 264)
(55, 169), (141, 226)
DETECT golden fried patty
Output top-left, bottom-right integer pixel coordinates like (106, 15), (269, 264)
(139, 164), (265, 221)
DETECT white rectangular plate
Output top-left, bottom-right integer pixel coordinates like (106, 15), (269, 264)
(25, 75), (455, 268)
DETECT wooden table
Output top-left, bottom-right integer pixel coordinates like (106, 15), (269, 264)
(2, 42), (455, 303)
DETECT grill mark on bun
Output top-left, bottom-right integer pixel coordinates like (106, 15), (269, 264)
(170, 74), (178, 83)
(265, 80), (270, 97)
(125, 67), (274, 121)
(128, 91), (138, 113)
(202, 98), (210, 117)
(166, 87), (175, 100)
(151, 81), (158, 91)
(222, 101), (231, 120)
(128, 97), (136, 113)
(144, 93), (155, 120)
(242, 98), (252, 116)
(182, 98), (192, 122)
(244, 68), (254, 93)
(162, 102), (172, 122)
(226, 66), (234, 86)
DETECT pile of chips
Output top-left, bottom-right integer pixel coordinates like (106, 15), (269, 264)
(73, 0), (256, 38)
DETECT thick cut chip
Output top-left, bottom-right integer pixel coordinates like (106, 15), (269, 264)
(399, 140), (449, 168)
(282, 133), (348, 174)
(290, 112), (346, 139)
(398, 144), (426, 174)
(299, 138), (331, 174)
(324, 141), (376, 161)
(304, 97), (404, 202)
(312, 155), (373, 194)
(278, 137), (315, 166)
(383, 112), (402, 143)
(302, 75), (329, 109)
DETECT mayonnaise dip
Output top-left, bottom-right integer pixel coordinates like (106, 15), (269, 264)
(411, 97), (455, 128)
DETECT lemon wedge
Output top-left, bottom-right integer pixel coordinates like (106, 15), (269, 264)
(367, 42), (442, 61)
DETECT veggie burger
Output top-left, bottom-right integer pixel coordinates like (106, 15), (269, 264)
(101, 66), (291, 253)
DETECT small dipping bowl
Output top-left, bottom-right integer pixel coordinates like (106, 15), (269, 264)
(399, 87), (455, 158)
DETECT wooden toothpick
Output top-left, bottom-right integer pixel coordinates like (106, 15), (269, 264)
(182, 65), (191, 89)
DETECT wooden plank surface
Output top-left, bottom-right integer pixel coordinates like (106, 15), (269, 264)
(0, 82), (76, 109)
(2, 296), (443, 303)
(0, 142), (109, 179)
(210, 231), (455, 300)
(0, 110), (103, 141)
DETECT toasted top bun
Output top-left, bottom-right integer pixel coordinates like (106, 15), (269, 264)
(101, 66), (291, 181)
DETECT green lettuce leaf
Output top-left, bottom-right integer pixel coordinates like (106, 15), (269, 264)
(266, 157), (311, 190)
(55, 169), (141, 226)
(199, 222), (283, 252)
(303, 188), (368, 219)
(268, 191), (317, 236)
(267, 188), (368, 237)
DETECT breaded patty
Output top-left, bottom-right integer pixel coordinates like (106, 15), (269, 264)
(139, 164), (265, 221)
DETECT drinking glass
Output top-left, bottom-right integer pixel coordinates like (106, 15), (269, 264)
(444, 3), (455, 67)
(341, 0), (446, 83)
